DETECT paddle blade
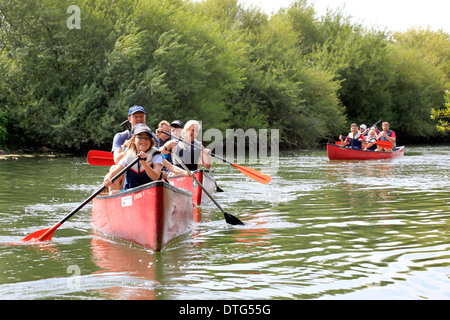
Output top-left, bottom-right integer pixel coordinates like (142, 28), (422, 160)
(232, 164), (271, 184)
(21, 223), (61, 242)
(224, 212), (245, 225)
(87, 150), (115, 166)
(376, 140), (393, 149)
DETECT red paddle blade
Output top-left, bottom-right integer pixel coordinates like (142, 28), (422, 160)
(21, 223), (61, 242)
(87, 150), (115, 166)
(376, 140), (393, 149)
(232, 164), (272, 184)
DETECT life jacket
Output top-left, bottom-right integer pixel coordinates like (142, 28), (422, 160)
(365, 136), (378, 151)
(379, 130), (393, 141)
(347, 132), (362, 149)
(122, 147), (161, 190)
(173, 139), (202, 171)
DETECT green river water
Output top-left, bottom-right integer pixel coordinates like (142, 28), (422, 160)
(0, 146), (449, 300)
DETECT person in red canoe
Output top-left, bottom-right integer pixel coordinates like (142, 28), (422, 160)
(339, 123), (363, 150)
(376, 121), (396, 152)
(103, 124), (163, 195)
(361, 129), (378, 151)
(173, 120), (212, 171)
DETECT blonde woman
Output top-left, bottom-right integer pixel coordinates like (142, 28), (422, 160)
(173, 120), (211, 171)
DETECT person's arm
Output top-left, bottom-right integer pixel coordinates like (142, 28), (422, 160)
(139, 151), (162, 180)
(365, 142), (375, 149)
(380, 131), (396, 143)
(386, 131), (396, 143)
(163, 159), (193, 177)
(199, 147), (211, 169)
(113, 149), (127, 164)
(103, 163), (125, 187)
(160, 140), (177, 155)
(341, 136), (350, 147)
(112, 132), (128, 164)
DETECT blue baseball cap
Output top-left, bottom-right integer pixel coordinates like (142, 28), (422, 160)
(128, 105), (146, 115)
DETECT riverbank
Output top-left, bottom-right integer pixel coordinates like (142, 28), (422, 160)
(0, 147), (73, 160)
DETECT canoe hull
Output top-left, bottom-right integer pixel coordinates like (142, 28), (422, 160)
(92, 181), (193, 251)
(327, 144), (405, 160)
(167, 169), (215, 205)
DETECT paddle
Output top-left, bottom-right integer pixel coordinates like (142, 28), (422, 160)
(120, 119), (132, 131)
(171, 153), (244, 226)
(87, 150), (115, 166)
(209, 170), (224, 192)
(160, 130), (271, 184)
(373, 140), (393, 149)
(335, 140), (393, 149)
(22, 156), (141, 242)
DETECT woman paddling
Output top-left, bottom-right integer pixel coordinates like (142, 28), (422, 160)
(103, 124), (163, 195)
(173, 120), (212, 171)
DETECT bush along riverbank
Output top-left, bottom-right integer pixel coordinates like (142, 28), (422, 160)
(0, 0), (449, 152)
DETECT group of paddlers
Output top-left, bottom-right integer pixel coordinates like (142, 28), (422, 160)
(338, 121), (396, 152)
(103, 106), (212, 195)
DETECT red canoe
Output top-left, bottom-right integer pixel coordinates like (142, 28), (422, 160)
(327, 143), (405, 160)
(92, 181), (193, 251)
(167, 169), (215, 205)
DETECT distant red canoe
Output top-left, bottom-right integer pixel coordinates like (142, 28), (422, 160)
(92, 181), (193, 251)
(167, 169), (215, 205)
(327, 143), (405, 160)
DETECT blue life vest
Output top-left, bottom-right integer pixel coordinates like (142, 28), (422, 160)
(379, 130), (393, 141)
(122, 148), (161, 190)
(346, 133), (362, 150)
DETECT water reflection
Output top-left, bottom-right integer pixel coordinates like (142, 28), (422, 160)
(90, 235), (158, 300)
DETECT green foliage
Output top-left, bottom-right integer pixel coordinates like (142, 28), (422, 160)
(431, 90), (450, 132)
(0, 0), (449, 151)
(394, 28), (450, 82)
(0, 108), (8, 149)
(386, 45), (447, 137)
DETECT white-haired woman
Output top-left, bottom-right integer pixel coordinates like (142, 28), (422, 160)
(173, 120), (211, 171)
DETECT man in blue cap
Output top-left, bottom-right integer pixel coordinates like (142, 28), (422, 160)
(111, 106), (159, 164)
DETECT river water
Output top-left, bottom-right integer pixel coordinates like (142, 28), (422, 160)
(0, 146), (449, 300)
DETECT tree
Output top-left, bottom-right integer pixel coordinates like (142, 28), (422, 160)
(394, 28), (450, 83)
(0, 0), (448, 151)
(431, 90), (450, 132)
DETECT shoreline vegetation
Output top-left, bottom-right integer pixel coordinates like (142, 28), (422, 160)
(0, 147), (68, 160)
(1, 0), (449, 153)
